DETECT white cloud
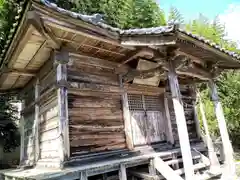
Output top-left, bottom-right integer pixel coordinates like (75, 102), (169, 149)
(219, 4), (240, 47)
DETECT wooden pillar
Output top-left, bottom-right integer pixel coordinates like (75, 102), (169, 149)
(197, 92), (220, 171)
(19, 100), (25, 165)
(79, 171), (87, 180)
(164, 94), (174, 144)
(208, 80), (236, 177)
(191, 88), (202, 140)
(55, 50), (70, 165)
(119, 75), (134, 150)
(148, 158), (157, 176)
(34, 79), (40, 163)
(167, 59), (194, 180)
(119, 164), (127, 180)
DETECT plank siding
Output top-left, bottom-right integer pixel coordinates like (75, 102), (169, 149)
(38, 91), (60, 165)
(23, 112), (35, 165)
(67, 56), (126, 156)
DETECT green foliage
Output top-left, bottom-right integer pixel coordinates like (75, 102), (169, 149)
(54, 0), (166, 28)
(168, 6), (184, 24)
(0, 0), (22, 152)
(186, 14), (240, 147)
(127, 0), (166, 28)
(0, 96), (20, 152)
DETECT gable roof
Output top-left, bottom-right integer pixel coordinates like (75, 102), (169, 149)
(40, 0), (240, 60)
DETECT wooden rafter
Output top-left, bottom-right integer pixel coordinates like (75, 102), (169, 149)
(2, 68), (36, 77)
(27, 11), (61, 49)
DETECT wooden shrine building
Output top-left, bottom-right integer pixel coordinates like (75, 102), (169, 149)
(0, 0), (240, 179)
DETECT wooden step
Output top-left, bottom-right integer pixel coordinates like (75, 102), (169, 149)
(165, 154), (201, 165)
(175, 162), (210, 176)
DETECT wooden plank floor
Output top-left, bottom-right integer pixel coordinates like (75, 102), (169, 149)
(0, 143), (206, 180)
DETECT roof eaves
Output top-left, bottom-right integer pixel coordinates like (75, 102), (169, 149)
(0, 0), (29, 68)
(178, 28), (240, 61)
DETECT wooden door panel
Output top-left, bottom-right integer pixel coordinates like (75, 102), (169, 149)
(146, 111), (165, 143)
(131, 111), (147, 146)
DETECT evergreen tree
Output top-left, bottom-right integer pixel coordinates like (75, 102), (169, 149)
(0, 0), (22, 152)
(0, 96), (20, 152)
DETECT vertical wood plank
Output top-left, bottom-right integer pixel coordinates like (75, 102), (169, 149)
(119, 164), (127, 180)
(197, 92), (220, 170)
(20, 101), (25, 165)
(55, 50), (70, 164)
(149, 158), (157, 176)
(34, 79), (40, 162)
(208, 80), (236, 177)
(164, 94), (174, 144)
(119, 75), (134, 150)
(79, 171), (88, 180)
(167, 59), (194, 180)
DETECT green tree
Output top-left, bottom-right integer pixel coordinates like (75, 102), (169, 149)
(0, 96), (20, 152)
(186, 14), (240, 147)
(0, 0), (22, 152)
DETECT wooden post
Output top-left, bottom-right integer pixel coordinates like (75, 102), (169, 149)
(197, 92), (220, 171)
(191, 88), (202, 140)
(55, 50), (70, 165)
(79, 171), (88, 180)
(164, 94), (174, 144)
(149, 158), (157, 176)
(34, 79), (40, 163)
(208, 80), (236, 177)
(119, 75), (134, 150)
(167, 59), (194, 180)
(19, 100), (25, 165)
(119, 164), (127, 180)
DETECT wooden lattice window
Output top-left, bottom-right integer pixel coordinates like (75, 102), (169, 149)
(128, 94), (161, 111)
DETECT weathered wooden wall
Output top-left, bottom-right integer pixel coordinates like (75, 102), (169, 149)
(37, 59), (60, 167)
(67, 54), (126, 156)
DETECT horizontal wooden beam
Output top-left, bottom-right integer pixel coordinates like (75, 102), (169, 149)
(119, 48), (155, 66)
(68, 81), (165, 96)
(121, 35), (176, 46)
(177, 64), (212, 80)
(2, 68), (36, 77)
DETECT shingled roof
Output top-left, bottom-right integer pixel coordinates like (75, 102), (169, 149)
(0, 0), (239, 67)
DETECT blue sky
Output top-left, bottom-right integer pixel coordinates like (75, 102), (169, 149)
(157, 0), (239, 20)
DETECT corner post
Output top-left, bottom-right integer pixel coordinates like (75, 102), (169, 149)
(19, 100), (25, 165)
(34, 79), (40, 163)
(55, 50), (70, 166)
(167, 58), (194, 180)
(164, 93), (174, 144)
(119, 75), (134, 150)
(208, 80), (236, 177)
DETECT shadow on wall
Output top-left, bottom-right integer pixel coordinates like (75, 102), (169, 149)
(0, 145), (20, 169)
